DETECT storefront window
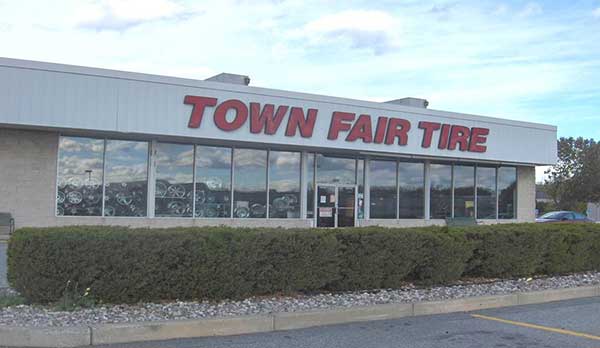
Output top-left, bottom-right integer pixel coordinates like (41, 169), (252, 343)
(453, 165), (475, 218)
(357, 159), (365, 219)
(398, 161), (424, 218)
(233, 148), (267, 218)
(154, 143), (194, 217)
(104, 140), (148, 217)
(57, 136), (104, 216)
(306, 153), (315, 218)
(498, 167), (517, 219)
(316, 155), (356, 185)
(476, 166), (497, 219)
(430, 163), (452, 219)
(195, 146), (232, 218)
(369, 160), (397, 219)
(55, 135), (519, 223)
(269, 151), (301, 218)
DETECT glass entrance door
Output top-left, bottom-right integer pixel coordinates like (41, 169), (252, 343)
(316, 185), (336, 227)
(316, 185), (356, 227)
(337, 186), (356, 227)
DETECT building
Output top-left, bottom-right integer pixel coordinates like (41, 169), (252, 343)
(587, 203), (600, 222)
(0, 58), (557, 229)
(535, 184), (552, 204)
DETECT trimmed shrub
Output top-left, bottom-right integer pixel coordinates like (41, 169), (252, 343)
(8, 226), (339, 303)
(411, 229), (474, 284)
(467, 225), (547, 277)
(8, 223), (600, 304)
(462, 224), (600, 278)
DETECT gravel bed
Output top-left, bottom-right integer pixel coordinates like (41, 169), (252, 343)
(0, 287), (18, 297)
(1, 271), (599, 327)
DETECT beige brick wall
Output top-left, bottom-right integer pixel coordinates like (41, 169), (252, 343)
(358, 219), (446, 227)
(516, 166), (536, 222)
(0, 129), (59, 228)
(54, 217), (312, 228)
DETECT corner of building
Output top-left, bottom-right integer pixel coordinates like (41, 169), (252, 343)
(0, 128), (59, 229)
(516, 166), (536, 222)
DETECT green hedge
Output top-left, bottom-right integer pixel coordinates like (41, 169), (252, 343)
(8, 223), (600, 304)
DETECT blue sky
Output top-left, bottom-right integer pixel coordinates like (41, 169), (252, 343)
(1, 0), (599, 181)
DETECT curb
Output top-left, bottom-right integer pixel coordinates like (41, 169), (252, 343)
(1, 286), (599, 347)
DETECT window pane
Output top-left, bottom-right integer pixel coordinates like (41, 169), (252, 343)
(498, 167), (517, 219)
(234, 148), (267, 218)
(476, 166), (496, 219)
(307, 153), (315, 218)
(369, 160), (397, 219)
(316, 155), (356, 185)
(430, 163), (452, 219)
(155, 143), (194, 217)
(357, 159), (365, 219)
(57, 136), (104, 216)
(104, 140), (148, 217)
(195, 146), (232, 218)
(398, 162), (424, 218)
(269, 151), (301, 218)
(454, 165), (475, 218)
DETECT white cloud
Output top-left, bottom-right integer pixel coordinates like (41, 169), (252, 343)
(270, 179), (299, 192)
(235, 153), (267, 168)
(1, 0), (599, 140)
(196, 148), (231, 169)
(427, 63), (571, 106)
(493, 4), (509, 16)
(75, 0), (191, 31)
(60, 137), (104, 153)
(106, 164), (148, 182)
(273, 153), (300, 167)
(59, 156), (103, 177)
(175, 149), (194, 167)
(300, 10), (401, 54)
(518, 2), (543, 17)
(305, 9), (397, 33)
(536, 166), (552, 183)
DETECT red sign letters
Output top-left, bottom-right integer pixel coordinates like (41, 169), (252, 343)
(184, 95), (489, 153)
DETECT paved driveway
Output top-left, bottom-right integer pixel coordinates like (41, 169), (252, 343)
(0, 242), (7, 288)
(96, 297), (600, 348)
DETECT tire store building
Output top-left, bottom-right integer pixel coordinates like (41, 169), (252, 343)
(0, 58), (557, 229)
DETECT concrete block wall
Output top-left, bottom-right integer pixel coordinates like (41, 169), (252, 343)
(55, 217), (312, 229)
(358, 219), (446, 228)
(0, 128), (59, 228)
(516, 166), (536, 222)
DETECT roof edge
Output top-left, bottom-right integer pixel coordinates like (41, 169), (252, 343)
(0, 56), (557, 132)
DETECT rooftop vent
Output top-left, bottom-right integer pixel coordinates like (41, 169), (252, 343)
(205, 73), (250, 86)
(385, 97), (429, 108)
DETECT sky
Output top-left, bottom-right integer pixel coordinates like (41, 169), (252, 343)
(1, 0), (599, 182)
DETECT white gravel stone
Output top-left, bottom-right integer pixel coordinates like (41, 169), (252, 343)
(1, 271), (599, 327)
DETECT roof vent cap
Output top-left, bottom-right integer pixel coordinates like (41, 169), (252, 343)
(385, 97), (429, 108)
(206, 73), (250, 86)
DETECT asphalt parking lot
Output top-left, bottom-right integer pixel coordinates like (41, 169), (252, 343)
(97, 297), (600, 348)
